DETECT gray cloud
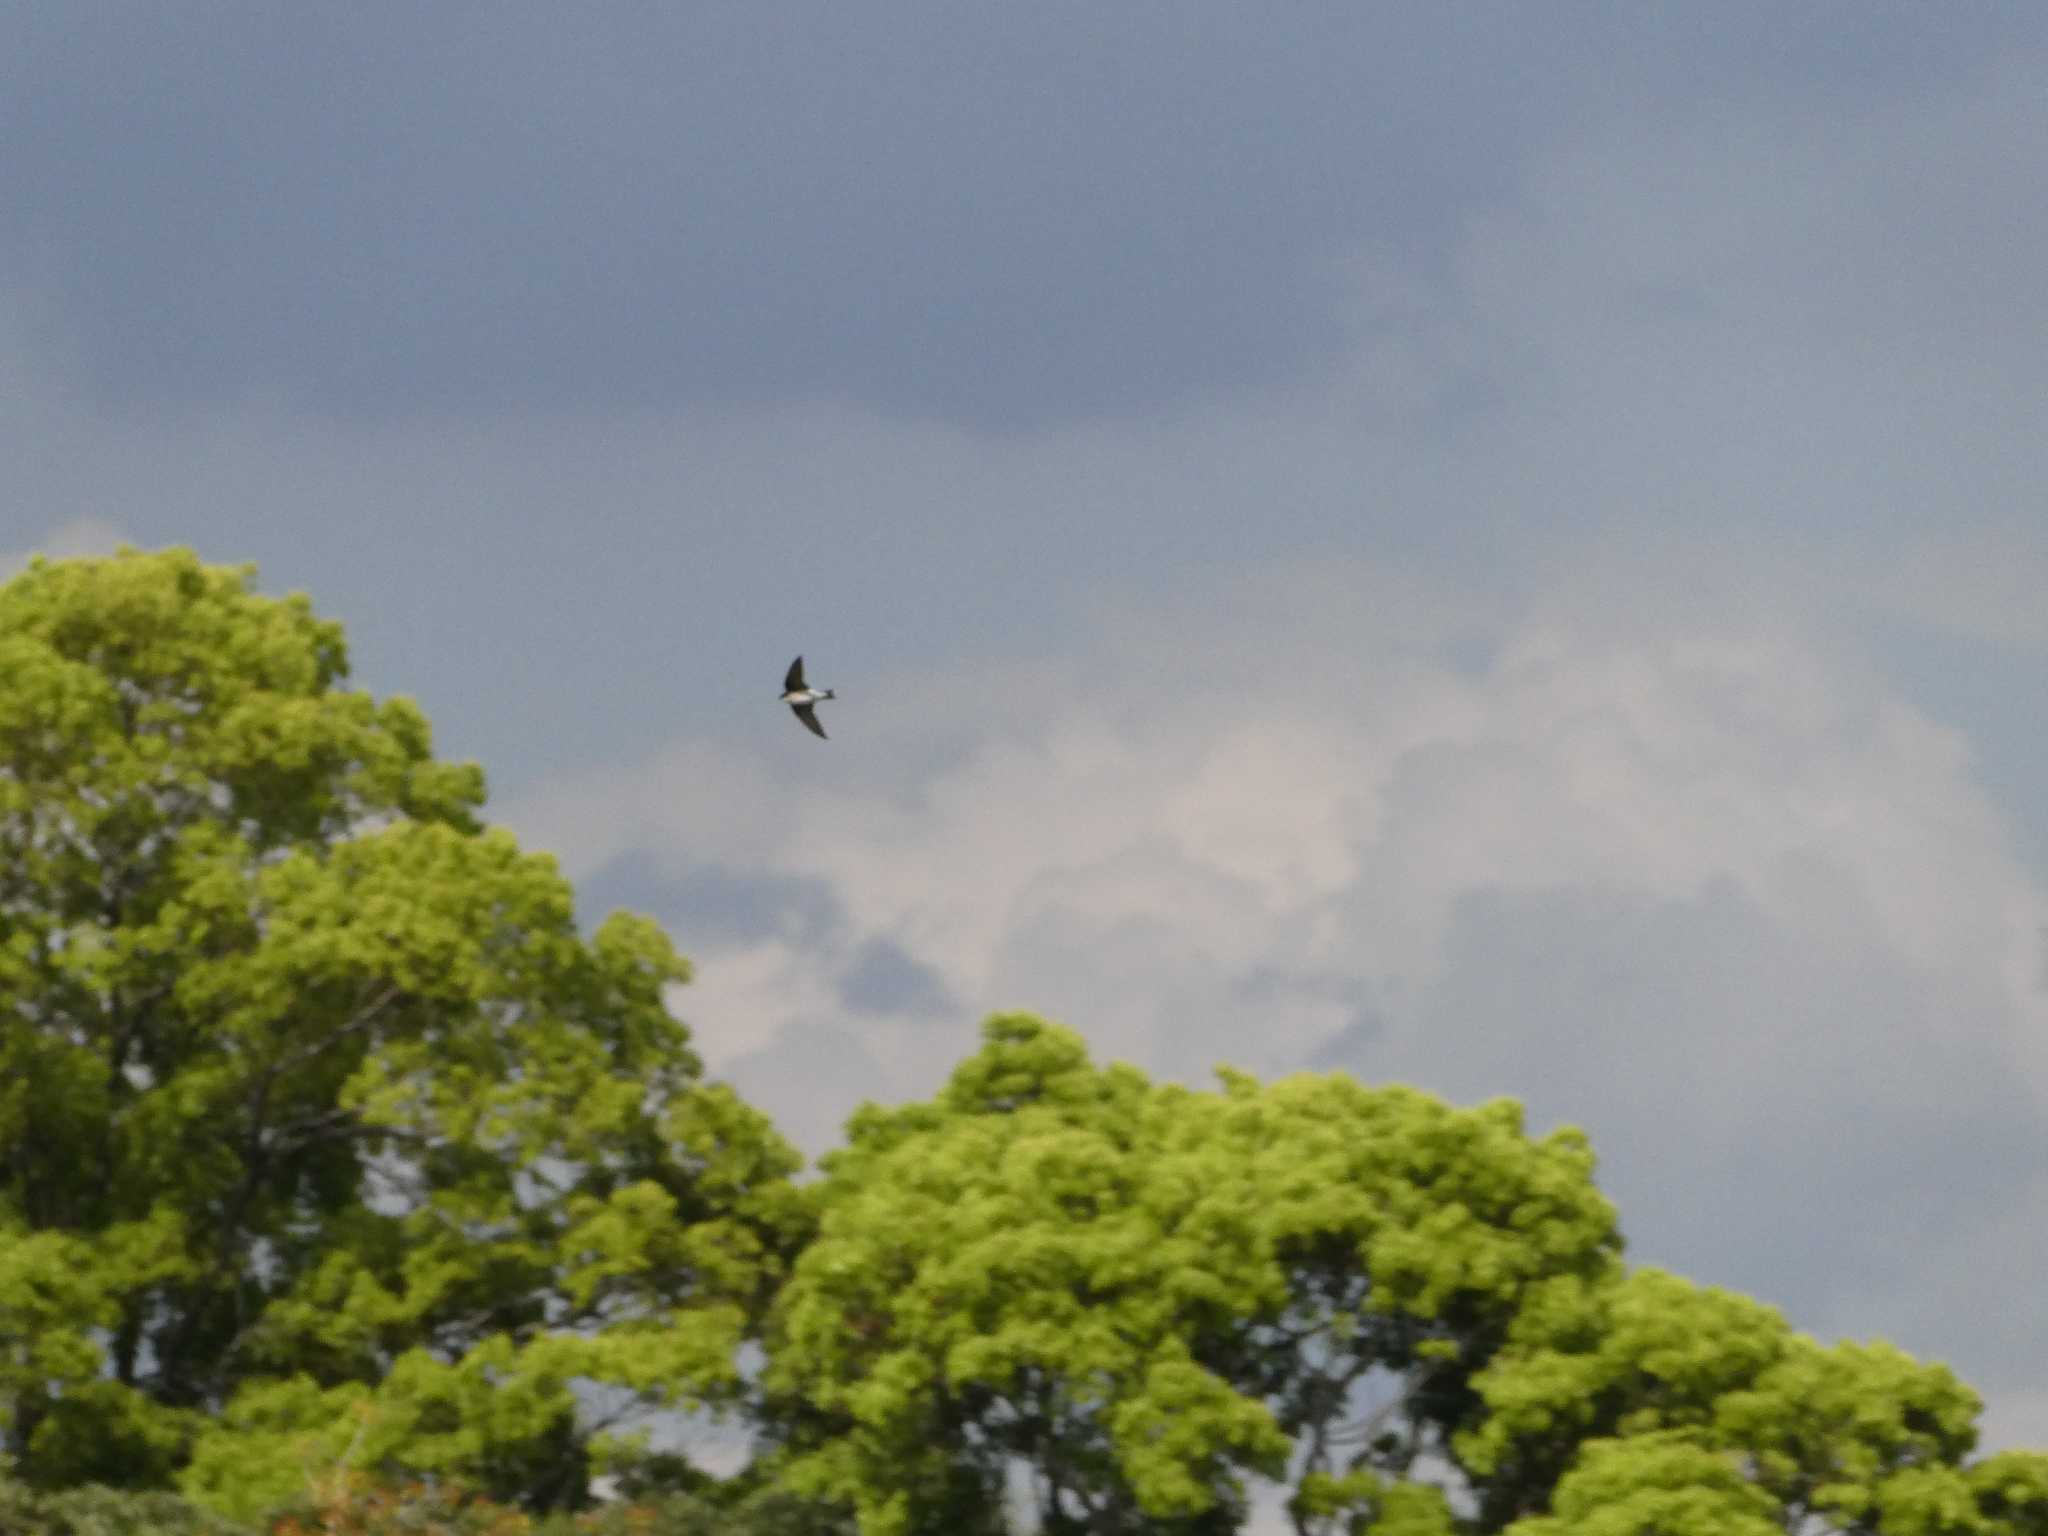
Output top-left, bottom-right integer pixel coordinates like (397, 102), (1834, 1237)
(10, 34), (2048, 849)
(1374, 878), (2046, 1331)
(1865, 617), (2048, 879)
(579, 850), (843, 949)
(838, 935), (956, 1019)
(4, 6), (2036, 430)
(720, 1019), (896, 1159)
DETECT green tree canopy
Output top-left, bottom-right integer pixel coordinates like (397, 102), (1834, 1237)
(760, 1016), (2048, 1536)
(0, 550), (808, 1512)
(760, 1014), (1619, 1535)
(1472, 1268), (2048, 1535)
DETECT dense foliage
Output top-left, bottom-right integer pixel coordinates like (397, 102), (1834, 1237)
(0, 1463), (847, 1536)
(0, 551), (809, 1512)
(762, 1016), (1618, 1533)
(3, 549), (2045, 1534)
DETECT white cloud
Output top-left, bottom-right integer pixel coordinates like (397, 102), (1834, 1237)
(492, 68), (2048, 1414)
(504, 564), (2048, 1447)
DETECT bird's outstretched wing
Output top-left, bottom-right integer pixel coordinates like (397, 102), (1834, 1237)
(791, 702), (827, 739)
(785, 656), (807, 693)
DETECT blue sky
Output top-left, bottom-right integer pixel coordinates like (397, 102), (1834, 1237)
(6, 3), (2048, 1470)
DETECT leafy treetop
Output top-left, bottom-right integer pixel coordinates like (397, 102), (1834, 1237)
(0, 549), (808, 1513)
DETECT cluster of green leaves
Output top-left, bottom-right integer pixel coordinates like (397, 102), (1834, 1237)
(0, 551), (809, 1514)
(762, 1013), (1619, 1533)
(761, 1017), (2048, 1535)
(0, 1458), (250, 1536)
(4, 549), (2046, 1535)
(1471, 1268), (2048, 1535)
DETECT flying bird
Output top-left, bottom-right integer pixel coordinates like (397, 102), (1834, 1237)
(780, 655), (836, 739)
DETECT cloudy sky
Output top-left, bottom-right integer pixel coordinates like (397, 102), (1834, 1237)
(7, 2), (2048, 1464)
